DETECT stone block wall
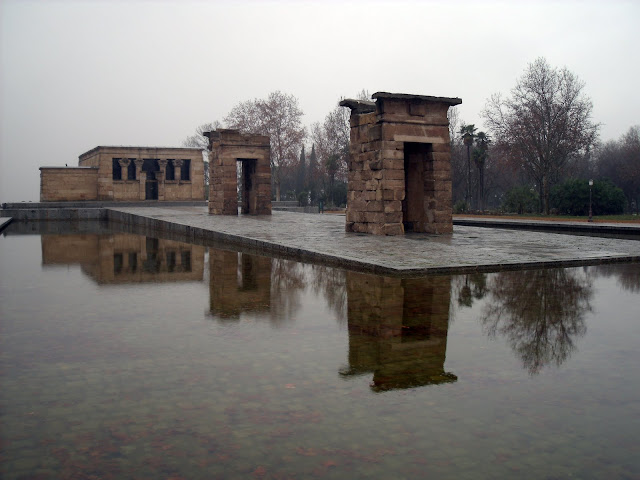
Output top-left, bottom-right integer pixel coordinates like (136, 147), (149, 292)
(206, 130), (271, 215)
(112, 179), (143, 201)
(40, 167), (99, 202)
(78, 146), (205, 201)
(341, 93), (461, 235)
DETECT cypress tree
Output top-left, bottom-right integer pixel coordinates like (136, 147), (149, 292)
(298, 146), (306, 194)
(308, 144), (318, 203)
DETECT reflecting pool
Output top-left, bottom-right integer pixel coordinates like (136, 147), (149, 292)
(1, 222), (639, 479)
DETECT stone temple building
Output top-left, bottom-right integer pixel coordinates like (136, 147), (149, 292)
(39, 146), (205, 202)
(340, 92), (462, 235)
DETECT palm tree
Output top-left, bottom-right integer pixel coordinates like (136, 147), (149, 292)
(459, 124), (477, 208)
(473, 132), (491, 212)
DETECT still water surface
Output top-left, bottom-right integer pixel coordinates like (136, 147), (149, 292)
(1, 223), (639, 479)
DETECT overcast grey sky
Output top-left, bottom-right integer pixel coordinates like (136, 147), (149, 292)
(1, 0), (638, 202)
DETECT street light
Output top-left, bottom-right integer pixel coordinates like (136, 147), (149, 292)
(588, 179), (594, 222)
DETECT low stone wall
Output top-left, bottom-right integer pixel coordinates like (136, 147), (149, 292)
(40, 167), (99, 202)
(0, 208), (107, 221)
(0, 201), (207, 221)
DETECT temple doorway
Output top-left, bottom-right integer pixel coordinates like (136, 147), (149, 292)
(403, 142), (433, 232)
(142, 159), (159, 200)
(238, 159), (258, 214)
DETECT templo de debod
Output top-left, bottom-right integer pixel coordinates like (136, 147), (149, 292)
(35, 91), (461, 238)
(39, 146), (205, 202)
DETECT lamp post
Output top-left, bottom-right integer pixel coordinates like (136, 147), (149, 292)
(588, 179), (593, 222)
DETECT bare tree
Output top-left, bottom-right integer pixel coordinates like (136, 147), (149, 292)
(483, 58), (599, 214)
(225, 91), (306, 201)
(355, 88), (371, 101)
(182, 121), (222, 150)
(447, 106), (460, 145)
(311, 104), (350, 205)
(595, 126), (640, 213)
(182, 121), (223, 189)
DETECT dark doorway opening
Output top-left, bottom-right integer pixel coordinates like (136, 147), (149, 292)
(403, 143), (433, 232)
(238, 159), (258, 214)
(145, 180), (158, 200)
(142, 159), (159, 200)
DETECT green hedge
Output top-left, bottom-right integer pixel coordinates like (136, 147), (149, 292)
(550, 179), (625, 216)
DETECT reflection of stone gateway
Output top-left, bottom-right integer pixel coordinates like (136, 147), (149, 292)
(340, 92), (462, 235)
(343, 272), (457, 392)
(209, 249), (271, 319)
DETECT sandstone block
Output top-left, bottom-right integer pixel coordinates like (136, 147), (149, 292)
(383, 223), (404, 236)
(365, 179), (379, 191)
(382, 170), (404, 180)
(384, 200), (402, 213)
(351, 222), (368, 233)
(434, 210), (452, 224)
(381, 179), (404, 190)
(364, 212), (384, 223)
(385, 211), (402, 224)
(365, 201), (383, 212)
(382, 158), (404, 170)
(368, 223), (384, 235)
(363, 190), (377, 201)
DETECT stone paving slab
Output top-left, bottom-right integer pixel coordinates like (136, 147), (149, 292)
(107, 206), (640, 276)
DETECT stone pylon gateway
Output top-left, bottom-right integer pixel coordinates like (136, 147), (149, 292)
(340, 92), (462, 235)
(205, 129), (272, 216)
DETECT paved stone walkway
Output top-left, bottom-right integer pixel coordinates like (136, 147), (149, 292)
(107, 206), (640, 275)
(0, 217), (12, 233)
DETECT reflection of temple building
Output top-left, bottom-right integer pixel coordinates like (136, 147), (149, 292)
(209, 249), (271, 319)
(41, 234), (205, 284)
(342, 272), (456, 392)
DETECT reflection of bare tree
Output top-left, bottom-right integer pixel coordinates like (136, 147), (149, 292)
(269, 258), (306, 325)
(309, 265), (347, 325)
(454, 272), (488, 308)
(591, 263), (640, 293)
(481, 268), (592, 375)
